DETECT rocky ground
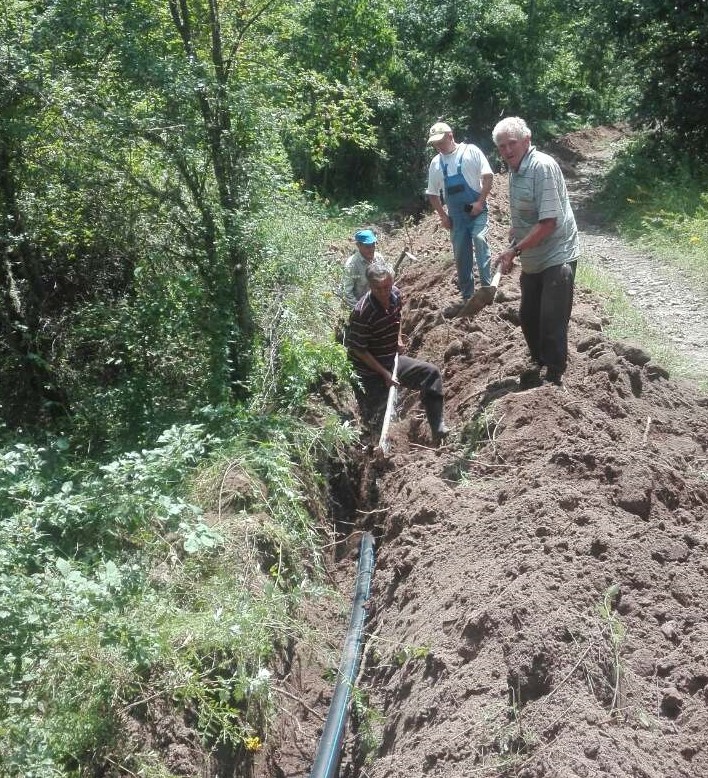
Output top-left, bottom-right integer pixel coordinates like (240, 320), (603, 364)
(262, 127), (708, 778)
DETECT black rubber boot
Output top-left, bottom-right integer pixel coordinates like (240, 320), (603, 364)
(519, 361), (542, 388)
(544, 367), (564, 386)
(424, 395), (450, 443)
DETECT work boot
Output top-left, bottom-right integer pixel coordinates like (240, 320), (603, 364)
(442, 300), (465, 319)
(518, 361), (542, 388)
(424, 395), (451, 443)
(544, 367), (564, 386)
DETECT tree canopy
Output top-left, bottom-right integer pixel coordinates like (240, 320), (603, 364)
(1, 0), (705, 442)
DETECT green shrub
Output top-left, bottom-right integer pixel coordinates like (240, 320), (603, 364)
(595, 136), (708, 285)
(0, 403), (353, 775)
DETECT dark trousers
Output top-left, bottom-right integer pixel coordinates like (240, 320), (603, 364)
(519, 261), (576, 374)
(353, 355), (443, 430)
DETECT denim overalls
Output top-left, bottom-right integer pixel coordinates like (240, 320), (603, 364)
(442, 145), (491, 298)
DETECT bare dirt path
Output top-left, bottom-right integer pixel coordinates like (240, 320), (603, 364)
(554, 126), (708, 379)
(581, 226), (708, 376)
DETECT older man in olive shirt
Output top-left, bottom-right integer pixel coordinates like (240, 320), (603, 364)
(492, 116), (579, 385)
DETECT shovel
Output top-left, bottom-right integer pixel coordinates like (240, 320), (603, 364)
(456, 264), (502, 318)
(374, 353), (399, 458)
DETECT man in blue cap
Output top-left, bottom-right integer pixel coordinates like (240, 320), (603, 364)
(342, 228), (384, 310)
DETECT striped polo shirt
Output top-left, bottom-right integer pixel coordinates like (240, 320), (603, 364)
(346, 287), (401, 376)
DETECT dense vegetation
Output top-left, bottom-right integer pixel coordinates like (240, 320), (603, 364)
(597, 139), (708, 285)
(1, 0), (706, 774)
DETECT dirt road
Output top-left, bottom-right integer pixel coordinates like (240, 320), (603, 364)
(580, 226), (708, 377)
(557, 126), (708, 380)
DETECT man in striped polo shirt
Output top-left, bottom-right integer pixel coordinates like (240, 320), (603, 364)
(346, 258), (450, 444)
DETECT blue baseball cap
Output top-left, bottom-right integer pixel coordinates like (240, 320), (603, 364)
(354, 229), (377, 245)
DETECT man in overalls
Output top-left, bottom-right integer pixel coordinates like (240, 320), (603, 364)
(426, 121), (494, 305)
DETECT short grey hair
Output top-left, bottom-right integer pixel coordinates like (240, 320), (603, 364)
(365, 258), (394, 283)
(492, 117), (532, 145)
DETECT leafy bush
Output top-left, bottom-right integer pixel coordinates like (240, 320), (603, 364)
(594, 135), (708, 284)
(249, 187), (355, 409)
(0, 423), (218, 774)
(0, 402), (353, 775)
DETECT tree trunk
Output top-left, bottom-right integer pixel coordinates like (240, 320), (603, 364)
(0, 131), (70, 424)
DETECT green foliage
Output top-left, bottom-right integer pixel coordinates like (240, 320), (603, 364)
(249, 188), (355, 410)
(3, 0), (317, 430)
(393, 644), (430, 666)
(1, 0), (369, 445)
(350, 684), (384, 766)
(594, 135), (708, 287)
(277, 336), (350, 407)
(0, 423), (218, 774)
(609, 0), (708, 144)
(281, 0), (398, 192)
(385, 0), (635, 160)
(459, 407), (499, 455)
(0, 425), (212, 556)
(0, 16), (356, 760)
(54, 266), (220, 450)
(0, 400), (354, 775)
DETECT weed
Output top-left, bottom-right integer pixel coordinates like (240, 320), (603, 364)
(468, 697), (538, 773)
(350, 685), (384, 765)
(498, 685), (539, 761)
(596, 583), (626, 715)
(366, 635), (431, 671)
(340, 201), (377, 222)
(459, 406), (499, 457)
(393, 644), (431, 667)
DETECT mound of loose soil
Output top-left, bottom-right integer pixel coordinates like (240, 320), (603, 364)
(344, 252), (708, 778)
(262, 130), (708, 778)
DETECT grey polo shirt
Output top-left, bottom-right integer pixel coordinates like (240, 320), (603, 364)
(509, 146), (579, 274)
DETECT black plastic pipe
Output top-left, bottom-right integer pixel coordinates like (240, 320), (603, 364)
(309, 531), (375, 778)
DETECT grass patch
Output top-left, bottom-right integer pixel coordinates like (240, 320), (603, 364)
(594, 135), (708, 289)
(576, 262), (707, 386)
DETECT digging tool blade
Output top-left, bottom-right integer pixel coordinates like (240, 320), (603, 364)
(456, 267), (502, 318)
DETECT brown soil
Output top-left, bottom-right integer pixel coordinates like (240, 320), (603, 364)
(263, 127), (708, 778)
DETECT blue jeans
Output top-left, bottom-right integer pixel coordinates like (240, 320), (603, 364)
(450, 210), (492, 298)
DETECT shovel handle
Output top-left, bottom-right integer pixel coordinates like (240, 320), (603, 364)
(376, 354), (399, 456)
